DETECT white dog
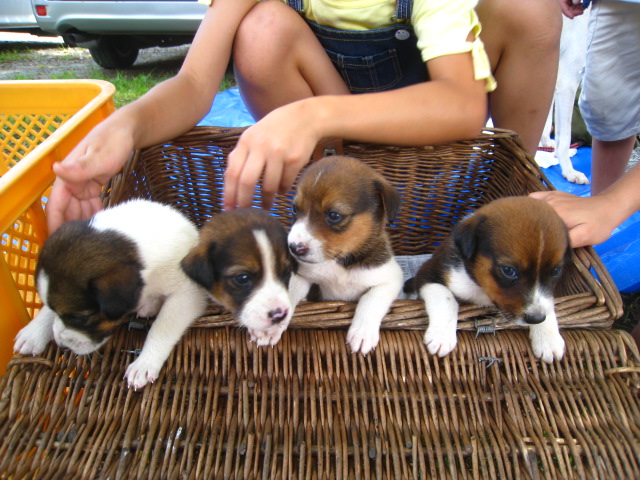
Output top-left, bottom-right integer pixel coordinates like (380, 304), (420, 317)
(537, 7), (590, 185)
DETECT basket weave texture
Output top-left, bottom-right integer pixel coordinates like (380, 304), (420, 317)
(1, 127), (638, 479)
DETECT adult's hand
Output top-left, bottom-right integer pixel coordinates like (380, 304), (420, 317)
(529, 190), (617, 247)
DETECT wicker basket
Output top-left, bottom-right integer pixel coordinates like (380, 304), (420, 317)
(1, 127), (638, 479)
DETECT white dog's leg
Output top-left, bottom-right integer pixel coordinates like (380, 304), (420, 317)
(539, 101), (556, 149)
(14, 306), (56, 355)
(529, 308), (565, 363)
(421, 283), (459, 357)
(347, 282), (401, 355)
(555, 14), (590, 185)
(288, 273), (311, 306)
(125, 286), (206, 390)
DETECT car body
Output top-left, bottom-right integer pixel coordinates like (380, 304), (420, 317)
(30, 0), (207, 68)
(0, 0), (40, 33)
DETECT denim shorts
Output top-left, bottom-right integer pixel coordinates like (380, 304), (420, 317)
(306, 20), (430, 94)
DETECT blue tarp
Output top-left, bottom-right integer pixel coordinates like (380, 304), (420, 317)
(199, 87), (639, 292)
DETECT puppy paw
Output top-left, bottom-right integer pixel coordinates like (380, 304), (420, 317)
(14, 321), (53, 356)
(424, 328), (457, 357)
(531, 330), (565, 363)
(346, 324), (380, 355)
(249, 324), (287, 347)
(125, 356), (161, 390)
(563, 168), (590, 185)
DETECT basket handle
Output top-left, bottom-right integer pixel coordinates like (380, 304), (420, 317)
(312, 137), (344, 161)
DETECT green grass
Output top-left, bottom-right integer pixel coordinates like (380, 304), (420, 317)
(1, 43), (236, 108)
(0, 49), (31, 63)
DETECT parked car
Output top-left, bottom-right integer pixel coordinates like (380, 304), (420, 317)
(0, 0), (40, 34)
(30, 0), (207, 69)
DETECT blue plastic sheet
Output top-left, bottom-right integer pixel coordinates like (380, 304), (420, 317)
(199, 88), (639, 292)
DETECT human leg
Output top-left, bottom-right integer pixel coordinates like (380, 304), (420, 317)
(578, 0), (640, 194)
(476, 0), (562, 154)
(590, 136), (637, 195)
(232, 0), (349, 120)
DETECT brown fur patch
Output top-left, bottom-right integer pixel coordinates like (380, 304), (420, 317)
(294, 156), (399, 267)
(181, 208), (292, 313)
(462, 196), (570, 316)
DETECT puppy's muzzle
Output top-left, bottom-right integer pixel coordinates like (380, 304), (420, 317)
(523, 313), (547, 325)
(269, 307), (288, 324)
(289, 242), (309, 258)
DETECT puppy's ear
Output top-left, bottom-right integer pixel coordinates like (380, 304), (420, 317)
(374, 179), (401, 223)
(181, 243), (217, 290)
(90, 264), (143, 320)
(453, 214), (485, 260)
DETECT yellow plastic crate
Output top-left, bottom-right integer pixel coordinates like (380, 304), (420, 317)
(0, 80), (116, 373)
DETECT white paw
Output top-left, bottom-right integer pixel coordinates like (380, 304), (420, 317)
(563, 168), (590, 185)
(136, 296), (162, 318)
(539, 137), (555, 149)
(249, 323), (287, 347)
(424, 327), (457, 357)
(125, 355), (162, 390)
(346, 324), (380, 355)
(531, 330), (565, 363)
(14, 320), (53, 355)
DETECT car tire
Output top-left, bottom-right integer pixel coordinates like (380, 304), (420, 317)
(89, 37), (139, 69)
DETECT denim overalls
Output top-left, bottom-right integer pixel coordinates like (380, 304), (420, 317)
(288, 0), (429, 93)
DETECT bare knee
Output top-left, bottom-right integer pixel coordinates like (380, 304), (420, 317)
(233, 1), (301, 78)
(478, 0), (561, 56)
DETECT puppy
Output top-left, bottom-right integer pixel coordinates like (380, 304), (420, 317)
(287, 155), (403, 355)
(538, 8), (590, 185)
(13, 199), (207, 389)
(181, 208), (295, 346)
(404, 196), (570, 363)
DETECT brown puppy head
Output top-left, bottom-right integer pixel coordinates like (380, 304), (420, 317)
(37, 220), (144, 354)
(181, 208), (294, 332)
(453, 196), (570, 323)
(288, 155), (400, 267)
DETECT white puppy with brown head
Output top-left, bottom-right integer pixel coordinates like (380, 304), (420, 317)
(181, 208), (295, 347)
(404, 196), (571, 363)
(288, 155), (403, 354)
(14, 199), (207, 390)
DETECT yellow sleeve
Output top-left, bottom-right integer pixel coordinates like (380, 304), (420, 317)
(412, 0), (497, 92)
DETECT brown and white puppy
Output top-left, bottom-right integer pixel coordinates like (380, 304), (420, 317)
(181, 208), (295, 346)
(404, 196), (571, 363)
(288, 155), (403, 355)
(14, 199), (207, 389)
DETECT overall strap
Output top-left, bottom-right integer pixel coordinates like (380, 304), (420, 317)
(288, 0), (304, 12)
(289, 1), (412, 20)
(395, 0), (412, 21)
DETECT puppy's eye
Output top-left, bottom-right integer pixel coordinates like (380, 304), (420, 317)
(233, 273), (253, 288)
(326, 210), (343, 225)
(552, 266), (562, 277)
(500, 266), (518, 280)
(291, 204), (298, 219)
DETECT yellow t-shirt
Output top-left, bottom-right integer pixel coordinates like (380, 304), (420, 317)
(199, 0), (496, 91)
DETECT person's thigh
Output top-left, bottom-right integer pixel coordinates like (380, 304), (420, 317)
(233, 0), (349, 120)
(477, 0), (562, 153)
(579, 0), (640, 141)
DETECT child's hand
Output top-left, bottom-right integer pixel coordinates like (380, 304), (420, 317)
(47, 121), (135, 233)
(529, 190), (618, 247)
(223, 101), (321, 210)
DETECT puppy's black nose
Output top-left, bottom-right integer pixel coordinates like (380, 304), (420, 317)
(524, 313), (546, 325)
(289, 242), (309, 257)
(269, 308), (288, 324)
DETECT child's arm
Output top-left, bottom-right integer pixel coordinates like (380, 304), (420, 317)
(531, 163), (640, 247)
(223, 49), (488, 210)
(47, 0), (256, 233)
